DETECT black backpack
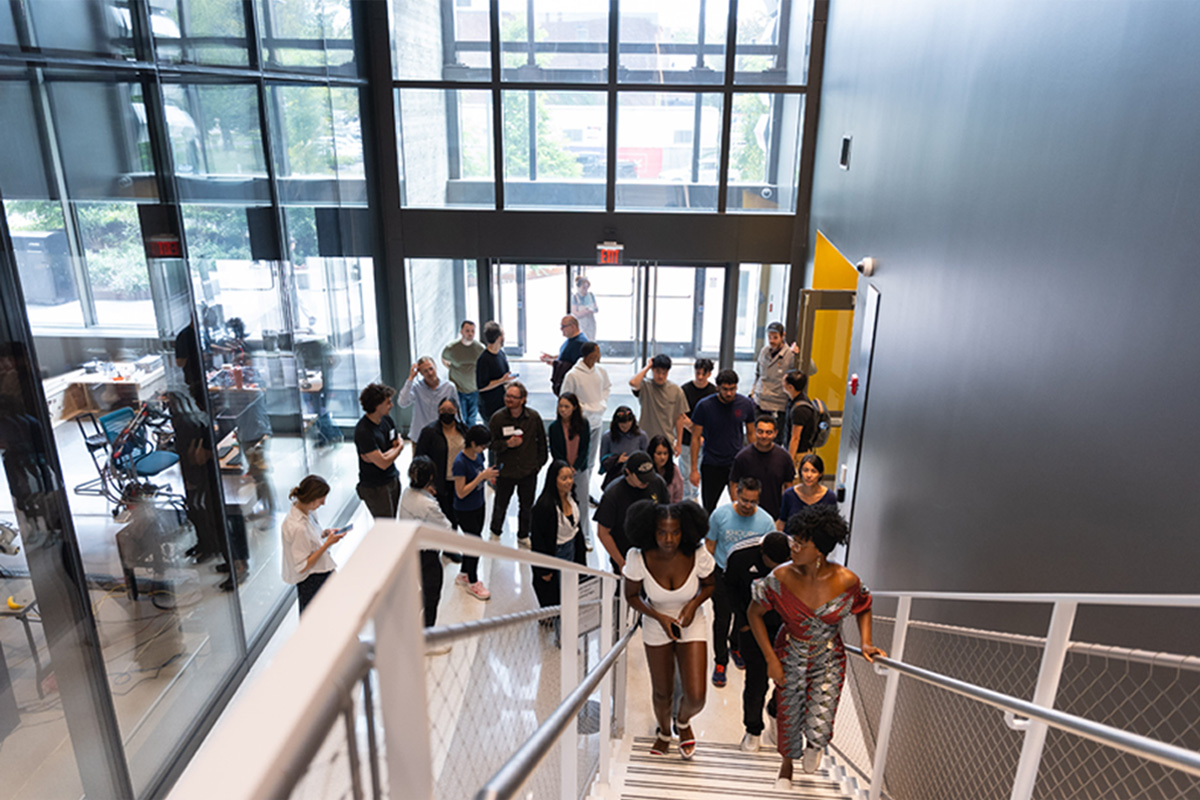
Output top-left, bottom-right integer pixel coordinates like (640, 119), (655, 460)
(797, 397), (832, 451)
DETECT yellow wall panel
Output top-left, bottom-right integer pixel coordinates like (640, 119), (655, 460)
(808, 232), (858, 466)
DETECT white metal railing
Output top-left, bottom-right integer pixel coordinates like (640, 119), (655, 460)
(837, 592), (1200, 800)
(169, 521), (629, 800)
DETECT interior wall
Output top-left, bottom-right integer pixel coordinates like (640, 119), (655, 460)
(811, 0), (1200, 648)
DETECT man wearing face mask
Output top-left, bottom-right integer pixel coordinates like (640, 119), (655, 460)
(415, 396), (470, 564)
(399, 356), (461, 438)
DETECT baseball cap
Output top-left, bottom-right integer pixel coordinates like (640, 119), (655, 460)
(767, 321), (786, 336)
(624, 450), (655, 478)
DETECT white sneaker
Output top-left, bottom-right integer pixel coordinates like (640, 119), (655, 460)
(773, 778), (792, 791)
(585, 538), (594, 552)
(802, 745), (822, 774)
(740, 733), (761, 752)
(466, 581), (491, 601)
(454, 574), (469, 587)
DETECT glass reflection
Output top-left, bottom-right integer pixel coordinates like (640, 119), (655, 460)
(502, 90), (606, 210)
(618, 0), (728, 83)
(398, 89), (495, 208)
(154, 0), (249, 66)
(499, 0), (609, 82)
(734, 0), (813, 85)
(615, 93), (723, 211)
(726, 92), (804, 213)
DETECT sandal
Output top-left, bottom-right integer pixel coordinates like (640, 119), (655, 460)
(675, 719), (696, 760)
(649, 727), (671, 756)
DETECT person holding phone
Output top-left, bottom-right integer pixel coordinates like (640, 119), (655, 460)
(281, 475), (345, 613)
(622, 499), (715, 761)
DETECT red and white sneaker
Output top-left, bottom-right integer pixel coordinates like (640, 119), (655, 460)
(454, 574), (470, 587)
(466, 581), (491, 601)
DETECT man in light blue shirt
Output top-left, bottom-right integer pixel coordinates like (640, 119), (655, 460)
(705, 477), (776, 688)
(398, 356), (460, 437)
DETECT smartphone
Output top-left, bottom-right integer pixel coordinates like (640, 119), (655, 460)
(334, 524), (353, 535)
(669, 621), (683, 639)
(509, 372), (519, 378)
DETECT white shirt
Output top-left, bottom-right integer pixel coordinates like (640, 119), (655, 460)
(281, 504), (335, 585)
(561, 361), (611, 426)
(397, 486), (453, 527)
(556, 496), (580, 545)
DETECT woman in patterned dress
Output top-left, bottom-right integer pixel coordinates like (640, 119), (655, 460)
(747, 504), (886, 789)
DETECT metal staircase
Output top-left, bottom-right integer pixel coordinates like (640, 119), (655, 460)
(596, 736), (859, 800)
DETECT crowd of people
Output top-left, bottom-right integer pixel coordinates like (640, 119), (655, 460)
(279, 308), (883, 790)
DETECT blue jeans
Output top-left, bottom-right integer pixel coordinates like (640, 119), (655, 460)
(459, 391), (480, 425)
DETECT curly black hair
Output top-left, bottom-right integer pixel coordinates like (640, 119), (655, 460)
(625, 499), (709, 554)
(408, 455), (437, 490)
(783, 503), (849, 556)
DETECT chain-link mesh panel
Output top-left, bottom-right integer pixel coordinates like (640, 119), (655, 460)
(1033, 649), (1200, 800)
(288, 673), (383, 800)
(426, 616), (564, 800)
(833, 616), (893, 785)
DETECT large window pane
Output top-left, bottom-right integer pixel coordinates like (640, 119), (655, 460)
(734, 0), (813, 85)
(26, 0), (137, 59)
(76, 202), (155, 330)
(726, 92), (804, 213)
(155, 0), (249, 66)
(394, 0), (492, 81)
(398, 89), (494, 208)
(163, 83), (270, 204)
(45, 77), (157, 202)
(618, 0), (728, 84)
(734, 262), (790, 373)
(265, 84), (366, 206)
(0, 6), (19, 49)
(615, 92), (723, 212)
(4, 200), (86, 328)
(502, 90), (605, 210)
(258, 0), (330, 70)
(499, 0), (608, 83)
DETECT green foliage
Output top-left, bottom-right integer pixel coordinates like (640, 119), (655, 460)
(730, 94), (767, 182)
(76, 204), (151, 297)
(503, 92), (582, 180)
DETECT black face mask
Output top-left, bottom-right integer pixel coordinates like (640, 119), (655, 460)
(439, 412), (457, 426)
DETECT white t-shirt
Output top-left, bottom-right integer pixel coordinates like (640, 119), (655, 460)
(281, 504), (335, 585)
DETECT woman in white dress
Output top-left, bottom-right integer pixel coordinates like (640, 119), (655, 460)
(622, 499), (715, 760)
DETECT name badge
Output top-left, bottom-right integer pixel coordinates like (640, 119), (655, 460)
(502, 426), (521, 438)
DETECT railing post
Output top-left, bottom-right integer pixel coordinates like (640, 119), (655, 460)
(1008, 600), (1077, 800)
(613, 585), (629, 736)
(869, 595), (912, 800)
(372, 547), (434, 799)
(561, 570), (579, 798)
(597, 574), (615, 791)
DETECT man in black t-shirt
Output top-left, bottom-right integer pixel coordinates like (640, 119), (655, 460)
(355, 382), (404, 518)
(593, 451), (667, 572)
(681, 358), (717, 503)
(476, 321), (515, 421)
(783, 370), (815, 467)
(728, 416), (796, 520)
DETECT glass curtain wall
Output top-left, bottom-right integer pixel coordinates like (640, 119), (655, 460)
(0, 2), (377, 797)
(392, 0), (816, 213)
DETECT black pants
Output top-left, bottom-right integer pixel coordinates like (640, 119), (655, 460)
(421, 548), (443, 627)
(700, 462), (732, 514)
(710, 565), (739, 666)
(357, 478), (401, 519)
(297, 570), (332, 614)
(490, 472), (537, 540)
(457, 505), (485, 583)
(740, 619), (781, 734)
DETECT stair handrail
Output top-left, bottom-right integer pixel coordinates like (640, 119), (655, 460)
(847, 644), (1200, 779)
(473, 619), (640, 800)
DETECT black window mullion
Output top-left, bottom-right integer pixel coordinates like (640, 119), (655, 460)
(489, 0), (504, 209)
(717, 0), (739, 213)
(606, 0), (618, 212)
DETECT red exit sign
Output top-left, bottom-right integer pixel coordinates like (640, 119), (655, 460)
(146, 237), (182, 258)
(596, 241), (623, 265)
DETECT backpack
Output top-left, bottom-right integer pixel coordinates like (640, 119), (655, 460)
(797, 397), (832, 451)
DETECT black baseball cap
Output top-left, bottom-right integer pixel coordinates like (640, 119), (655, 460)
(624, 450), (655, 477)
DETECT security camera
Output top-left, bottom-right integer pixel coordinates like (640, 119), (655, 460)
(855, 257), (877, 277)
